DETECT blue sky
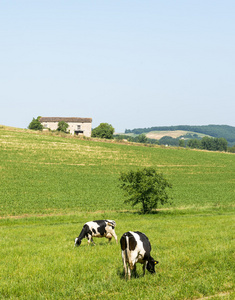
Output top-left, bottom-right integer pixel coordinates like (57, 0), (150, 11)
(1, 1), (234, 132)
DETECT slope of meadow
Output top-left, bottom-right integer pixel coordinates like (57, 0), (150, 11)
(0, 126), (234, 299)
(0, 126), (234, 216)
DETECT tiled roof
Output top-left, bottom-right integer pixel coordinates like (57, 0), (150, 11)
(39, 117), (92, 123)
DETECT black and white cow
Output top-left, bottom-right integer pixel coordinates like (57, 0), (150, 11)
(120, 231), (158, 279)
(74, 220), (117, 246)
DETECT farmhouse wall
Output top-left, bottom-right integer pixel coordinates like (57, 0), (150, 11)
(39, 117), (92, 137)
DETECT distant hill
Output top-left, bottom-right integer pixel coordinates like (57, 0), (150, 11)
(125, 125), (235, 146)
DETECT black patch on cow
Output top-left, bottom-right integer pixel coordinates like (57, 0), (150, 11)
(97, 225), (106, 236)
(120, 232), (137, 251)
(134, 231), (151, 259)
(92, 228), (96, 234)
(128, 234), (137, 251)
(78, 224), (90, 240)
(93, 220), (106, 227)
(120, 235), (127, 250)
(83, 224), (92, 238)
(75, 224), (92, 245)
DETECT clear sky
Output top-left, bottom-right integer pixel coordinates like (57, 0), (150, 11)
(1, 1), (234, 133)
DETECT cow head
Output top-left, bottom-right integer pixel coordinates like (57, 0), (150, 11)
(146, 258), (159, 274)
(74, 237), (82, 247)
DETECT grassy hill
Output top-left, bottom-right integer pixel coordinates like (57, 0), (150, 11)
(0, 126), (234, 299)
(124, 125), (235, 146)
(0, 125), (234, 216)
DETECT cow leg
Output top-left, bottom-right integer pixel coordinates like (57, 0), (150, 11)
(122, 251), (128, 279)
(106, 233), (112, 243)
(112, 232), (118, 244)
(133, 264), (137, 278)
(127, 264), (131, 280)
(87, 235), (95, 246)
(142, 262), (147, 276)
(108, 231), (118, 244)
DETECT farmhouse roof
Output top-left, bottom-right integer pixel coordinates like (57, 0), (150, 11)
(39, 117), (92, 123)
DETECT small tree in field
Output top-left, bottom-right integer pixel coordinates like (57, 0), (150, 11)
(119, 167), (172, 214)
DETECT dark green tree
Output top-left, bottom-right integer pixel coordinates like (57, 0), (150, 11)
(57, 121), (69, 133)
(91, 123), (114, 139)
(200, 136), (227, 151)
(201, 136), (214, 150)
(159, 136), (179, 146)
(228, 145), (235, 153)
(179, 139), (185, 147)
(214, 138), (227, 152)
(28, 116), (43, 131)
(119, 167), (172, 214)
(137, 134), (148, 143)
(187, 139), (201, 149)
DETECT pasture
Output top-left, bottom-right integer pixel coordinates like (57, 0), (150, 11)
(0, 126), (234, 299)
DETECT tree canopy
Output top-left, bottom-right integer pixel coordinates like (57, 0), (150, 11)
(91, 123), (114, 139)
(28, 116), (43, 131)
(119, 167), (172, 214)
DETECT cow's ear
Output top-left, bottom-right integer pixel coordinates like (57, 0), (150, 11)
(155, 261), (159, 264)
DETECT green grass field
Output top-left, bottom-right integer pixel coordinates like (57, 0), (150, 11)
(0, 126), (234, 299)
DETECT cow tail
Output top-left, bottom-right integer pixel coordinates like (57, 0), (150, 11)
(125, 234), (130, 264)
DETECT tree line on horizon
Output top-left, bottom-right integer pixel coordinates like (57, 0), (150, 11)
(125, 124), (235, 145)
(114, 133), (229, 152)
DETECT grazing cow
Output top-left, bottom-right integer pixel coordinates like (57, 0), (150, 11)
(120, 231), (158, 279)
(74, 220), (117, 246)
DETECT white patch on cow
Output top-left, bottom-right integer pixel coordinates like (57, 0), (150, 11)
(86, 221), (101, 237)
(128, 231), (146, 264)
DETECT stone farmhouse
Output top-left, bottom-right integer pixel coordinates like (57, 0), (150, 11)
(39, 117), (92, 137)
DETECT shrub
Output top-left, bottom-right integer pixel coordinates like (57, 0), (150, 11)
(57, 121), (69, 133)
(28, 116), (43, 131)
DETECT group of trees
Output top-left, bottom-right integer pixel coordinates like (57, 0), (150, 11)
(187, 136), (228, 151)
(115, 134), (229, 151)
(115, 133), (229, 152)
